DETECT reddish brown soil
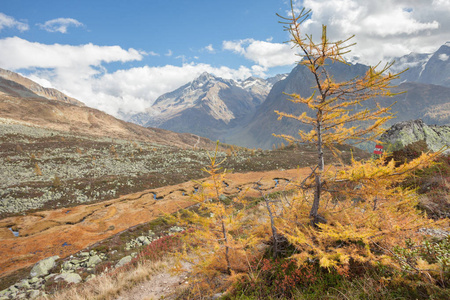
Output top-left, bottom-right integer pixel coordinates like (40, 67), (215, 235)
(0, 168), (309, 278)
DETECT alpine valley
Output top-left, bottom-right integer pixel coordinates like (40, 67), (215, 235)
(127, 42), (450, 149)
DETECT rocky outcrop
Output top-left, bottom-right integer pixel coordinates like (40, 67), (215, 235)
(380, 119), (450, 152)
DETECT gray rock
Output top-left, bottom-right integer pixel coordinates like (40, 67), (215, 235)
(87, 255), (102, 267)
(15, 279), (30, 289)
(115, 256), (132, 268)
(30, 255), (59, 277)
(54, 273), (82, 284)
(0, 295), (8, 300)
(79, 251), (90, 257)
(28, 290), (41, 299)
(380, 119), (450, 152)
(137, 236), (146, 242)
(85, 274), (96, 282)
(62, 261), (74, 271)
(29, 277), (39, 284)
(212, 293), (223, 299)
(44, 273), (57, 281)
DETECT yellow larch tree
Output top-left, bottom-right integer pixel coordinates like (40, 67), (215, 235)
(274, 2), (404, 225)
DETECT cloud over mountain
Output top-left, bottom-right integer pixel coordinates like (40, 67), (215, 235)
(0, 37), (264, 117)
(223, 39), (296, 68)
(292, 0), (450, 64)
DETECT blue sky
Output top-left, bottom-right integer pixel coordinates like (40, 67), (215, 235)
(1, 0), (291, 73)
(0, 0), (449, 117)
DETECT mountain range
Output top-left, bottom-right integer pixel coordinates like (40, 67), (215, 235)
(128, 72), (286, 141)
(0, 69), (215, 149)
(126, 42), (450, 149)
(1, 42), (449, 150)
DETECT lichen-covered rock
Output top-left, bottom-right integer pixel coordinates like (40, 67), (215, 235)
(115, 255), (132, 268)
(381, 119), (450, 152)
(30, 255), (59, 277)
(54, 273), (82, 284)
(86, 255), (102, 267)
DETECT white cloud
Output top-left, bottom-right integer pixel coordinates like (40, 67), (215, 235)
(0, 37), (143, 70)
(0, 12), (29, 32)
(0, 37), (262, 118)
(38, 18), (83, 33)
(286, 0), (450, 65)
(204, 44), (215, 53)
(223, 39), (297, 68)
(439, 53), (449, 61)
(165, 49), (173, 56)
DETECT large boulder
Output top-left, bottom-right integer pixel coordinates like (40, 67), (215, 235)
(30, 256), (60, 278)
(381, 119), (450, 152)
(115, 255), (132, 268)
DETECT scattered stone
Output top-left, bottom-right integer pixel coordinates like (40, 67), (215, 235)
(116, 255), (132, 268)
(29, 277), (39, 284)
(212, 293), (223, 299)
(44, 273), (57, 281)
(169, 226), (184, 233)
(15, 279), (30, 289)
(87, 255), (102, 267)
(28, 290), (41, 299)
(419, 228), (449, 239)
(30, 255), (60, 277)
(54, 273), (82, 284)
(85, 274), (96, 282)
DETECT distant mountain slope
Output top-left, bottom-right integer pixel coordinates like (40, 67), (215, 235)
(223, 61), (450, 149)
(129, 72), (286, 141)
(0, 68), (85, 106)
(392, 42), (450, 88)
(0, 68), (215, 149)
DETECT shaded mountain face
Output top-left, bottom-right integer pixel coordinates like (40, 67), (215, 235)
(0, 68), (85, 106)
(223, 60), (450, 149)
(222, 61), (369, 148)
(128, 72), (285, 141)
(392, 42), (450, 88)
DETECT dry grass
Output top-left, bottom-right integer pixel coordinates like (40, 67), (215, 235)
(40, 257), (173, 300)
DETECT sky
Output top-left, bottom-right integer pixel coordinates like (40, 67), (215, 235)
(0, 0), (449, 117)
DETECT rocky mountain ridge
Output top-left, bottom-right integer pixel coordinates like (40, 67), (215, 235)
(129, 72), (286, 141)
(222, 47), (450, 149)
(0, 68), (84, 106)
(392, 42), (450, 88)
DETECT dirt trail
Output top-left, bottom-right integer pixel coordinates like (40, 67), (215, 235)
(0, 168), (309, 278)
